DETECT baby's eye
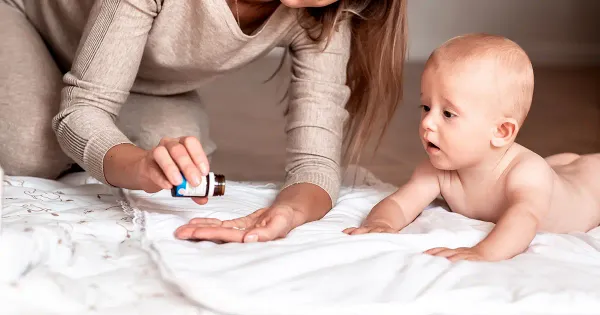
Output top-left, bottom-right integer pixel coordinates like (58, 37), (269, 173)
(443, 110), (455, 118)
(420, 105), (431, 112)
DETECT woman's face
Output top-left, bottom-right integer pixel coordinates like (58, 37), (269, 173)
(279, 0), (339, 8)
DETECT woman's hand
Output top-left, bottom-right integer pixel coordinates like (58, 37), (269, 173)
(104, 136), (210, 205)
(174, 205), (304, 243)
(174, 183), (332, 243)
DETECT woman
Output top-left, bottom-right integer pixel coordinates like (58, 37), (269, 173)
(0, 0), (406, 243)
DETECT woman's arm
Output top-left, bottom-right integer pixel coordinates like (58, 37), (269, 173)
(280, 19), (352, 210)
(271, 182), (332, 226)
(51, 0), (159, 186)
(174, 20), (353, 242)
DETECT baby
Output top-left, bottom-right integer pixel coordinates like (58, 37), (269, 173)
(343, 33), (600, 262)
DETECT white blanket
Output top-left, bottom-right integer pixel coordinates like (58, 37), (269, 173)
(0, 174), (201, 315)
(4, 169), (600, 315)
(123, 169), (600, 315)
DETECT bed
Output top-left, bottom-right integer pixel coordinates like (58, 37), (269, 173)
(2, 167), (600, 315)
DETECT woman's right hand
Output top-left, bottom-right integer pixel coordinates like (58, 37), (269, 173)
(105, 136), (210, 205)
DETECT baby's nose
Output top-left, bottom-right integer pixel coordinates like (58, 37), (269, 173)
(421, 113), (436, 131)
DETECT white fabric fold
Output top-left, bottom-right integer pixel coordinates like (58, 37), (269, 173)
(123, 166), (600, 315)
(0, 173), (200, 315)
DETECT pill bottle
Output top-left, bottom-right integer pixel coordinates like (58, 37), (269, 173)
(171, 172), (225, 197)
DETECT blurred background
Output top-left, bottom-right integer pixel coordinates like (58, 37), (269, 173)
(200, 0), (600, 186)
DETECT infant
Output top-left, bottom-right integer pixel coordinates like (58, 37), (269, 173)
(343, 33), (600, 262)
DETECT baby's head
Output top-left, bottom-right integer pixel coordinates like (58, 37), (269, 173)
(419, 33), (534, 170)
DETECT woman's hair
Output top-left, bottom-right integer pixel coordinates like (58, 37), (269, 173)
(302, 0), (408, 166)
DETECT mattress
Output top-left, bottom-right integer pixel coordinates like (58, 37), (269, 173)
(2, 168), (600, 315)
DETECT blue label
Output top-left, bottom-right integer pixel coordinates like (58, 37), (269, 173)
(173, 177), (189, 197)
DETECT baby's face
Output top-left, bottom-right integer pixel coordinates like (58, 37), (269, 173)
(419, 61), (499, 170)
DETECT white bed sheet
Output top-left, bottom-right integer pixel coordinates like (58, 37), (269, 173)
(123, 169), (600, 315)
(0, 173), (202, 315)
(3, 168), (600, 315)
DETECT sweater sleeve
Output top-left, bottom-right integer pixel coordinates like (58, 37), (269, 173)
(282, 21), (352, 206)
(51, 0), (160, 184)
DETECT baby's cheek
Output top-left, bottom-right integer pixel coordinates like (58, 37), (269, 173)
(446, 131), (468, 149)
(450, 133), (481, 158)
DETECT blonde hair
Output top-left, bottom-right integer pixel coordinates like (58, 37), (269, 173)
(301, 0), (408, 166)
(429, 33), (535, 125)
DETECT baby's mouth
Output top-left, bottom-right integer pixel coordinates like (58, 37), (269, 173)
(427, 142), (440, 150)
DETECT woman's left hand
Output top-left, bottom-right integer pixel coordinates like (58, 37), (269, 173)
(174, 205), (304, 243)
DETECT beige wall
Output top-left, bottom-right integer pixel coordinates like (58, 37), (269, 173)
(406, 0), (600, 65)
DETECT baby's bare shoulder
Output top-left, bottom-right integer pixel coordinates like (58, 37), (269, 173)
(505, 151), (554, 197)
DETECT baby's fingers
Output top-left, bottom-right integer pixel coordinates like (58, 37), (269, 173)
(346, 226), (374, 235)
(424, 247), (450, 256)
(370, 227), (398, 234)
(342, 227), (357, 234)
(435, 250), (461, 258)
(447, 253), (478, 262)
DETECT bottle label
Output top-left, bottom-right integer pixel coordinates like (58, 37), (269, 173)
(173, 172), (215, 197)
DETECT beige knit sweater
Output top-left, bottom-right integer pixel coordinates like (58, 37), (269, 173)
(20, 0), (351, 203)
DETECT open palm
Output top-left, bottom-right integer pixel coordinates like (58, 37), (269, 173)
(174, 205), (299, 243)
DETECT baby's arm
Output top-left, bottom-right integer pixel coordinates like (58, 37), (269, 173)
(431, 158), (554, 262)
(475, 159), (553, 260)
(344, 159), (441, 234)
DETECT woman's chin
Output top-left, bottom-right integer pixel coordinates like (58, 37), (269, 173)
(278, 0), (338, 9)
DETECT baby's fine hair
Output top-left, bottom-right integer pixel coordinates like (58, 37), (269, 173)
(428, 33), (535, 125)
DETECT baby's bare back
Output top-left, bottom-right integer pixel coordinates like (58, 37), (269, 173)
(439, 151), (600, 234)
(544, 153), (600, 232)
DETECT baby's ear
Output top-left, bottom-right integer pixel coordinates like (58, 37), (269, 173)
(491, 118), (518, 148)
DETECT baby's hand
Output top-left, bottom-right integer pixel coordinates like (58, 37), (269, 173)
(343, 220), (398, 235)
(424, 246), (491, 262)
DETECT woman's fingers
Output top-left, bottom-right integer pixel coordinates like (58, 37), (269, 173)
(188, 218), (223, 226)
(152, 145), (183, 185)
(164, 140), (201, 187)
(148, 161), (172, 190)
(146, 136), (207, 189)
(192, 197), (209, 205)
(174, 225), (246, 242)
(175, 208), (289, 243)
(140, 153), (173, 191)
(187, 217), (249, 231)
(134, 136), (212, 196)
(153, 136), (209, 189)
(179, 136), (209, 176)
(175, 216), (252, 242)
